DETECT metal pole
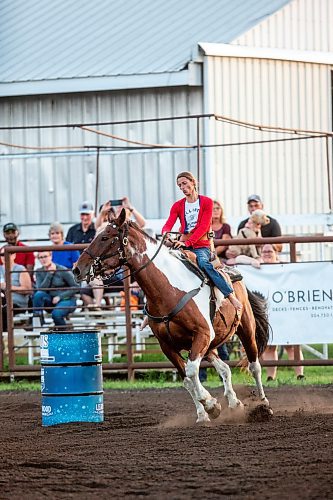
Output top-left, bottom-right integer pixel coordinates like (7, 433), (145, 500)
(124, 270), (134, 381)
(4, 248), (15, 373)
(196, 117), (201, 189)
(94, 147), (100, 216)
(325, 136), (333, 212)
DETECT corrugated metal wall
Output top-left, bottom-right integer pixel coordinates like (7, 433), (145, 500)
(234, 0), (333, 52)
(0, 87), (203, 226)
(202, 54), (333, 259)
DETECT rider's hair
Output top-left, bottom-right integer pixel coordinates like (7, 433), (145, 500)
(176, 171), (197, 190)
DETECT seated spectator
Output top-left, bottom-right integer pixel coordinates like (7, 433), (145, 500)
(0, 251), (32, 331)
(226, 210), (270, 268)
(49, 222), (80, 269)
(1, 222), (35, 278)
(259, 244), (304, 381)
(66, 201), (96, 247)
(33, 251), (77, 328)
(212, 200), (232, 261)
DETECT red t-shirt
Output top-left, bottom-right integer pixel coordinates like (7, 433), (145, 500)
(1, 241), (35, 268)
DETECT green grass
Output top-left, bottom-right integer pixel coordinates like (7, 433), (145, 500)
(0, 365), (332, 392)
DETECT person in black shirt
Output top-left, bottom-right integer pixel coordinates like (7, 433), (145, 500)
(237, 194), (282, 252)
(66, 201), (96, 247)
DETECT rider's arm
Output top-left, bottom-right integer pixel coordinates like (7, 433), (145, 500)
(161, 201), (180, 234)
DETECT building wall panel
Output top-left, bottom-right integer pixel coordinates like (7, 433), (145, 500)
(0, 87), (203, 227)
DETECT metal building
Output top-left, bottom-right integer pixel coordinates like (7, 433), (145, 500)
(0, 0), (332, 242)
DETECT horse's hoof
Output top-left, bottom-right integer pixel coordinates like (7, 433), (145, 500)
(261, 397), (270, 406)
(229, 399), (244, 410)
(205, 400), (222, 419)
(196, 414), (211, 424)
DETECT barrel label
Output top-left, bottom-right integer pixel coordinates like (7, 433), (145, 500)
(42, 405), (53, 416)
(95, 403), (104, 415)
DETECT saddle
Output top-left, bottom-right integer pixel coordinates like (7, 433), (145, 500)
(176, 249), (243, 284)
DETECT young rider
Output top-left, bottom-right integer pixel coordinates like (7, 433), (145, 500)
(162, 171), (242, 312)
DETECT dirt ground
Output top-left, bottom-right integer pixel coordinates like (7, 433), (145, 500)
(1, 384), (333, 499)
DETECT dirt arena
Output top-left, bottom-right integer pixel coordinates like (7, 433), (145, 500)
(1, 384), (333, 499)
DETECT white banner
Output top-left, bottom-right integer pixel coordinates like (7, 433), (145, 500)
(238, 262), (333, 345)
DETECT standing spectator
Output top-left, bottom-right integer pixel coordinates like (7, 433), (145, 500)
(33, 251), (77, 328)
(260, 244), (304, 381)
(1, 222), (35, 277)
(212, 200), (232, 261)
(66, 201), (96, 247)
(238, 195), (282, 251)
(0, 251), (32, 331)
(113, 197), (146, 228)
(49, 222), (80, 269)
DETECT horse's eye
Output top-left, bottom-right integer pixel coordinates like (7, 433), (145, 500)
(101, 236), (109, 241)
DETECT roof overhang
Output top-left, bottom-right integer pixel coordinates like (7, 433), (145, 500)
(0, 62), (202, 98)
(199, 42), (333, 65)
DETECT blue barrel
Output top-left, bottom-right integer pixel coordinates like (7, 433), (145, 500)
(41, 331), (104, 427)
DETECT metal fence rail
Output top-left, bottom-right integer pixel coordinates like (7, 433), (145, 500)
(1, 235), (333, 380)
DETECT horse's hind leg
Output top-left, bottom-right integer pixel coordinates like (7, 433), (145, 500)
(206, 349), (243, 409)
(237, 317), (269, 406)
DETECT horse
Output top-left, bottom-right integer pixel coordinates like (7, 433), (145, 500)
(73, 209), (271, 423)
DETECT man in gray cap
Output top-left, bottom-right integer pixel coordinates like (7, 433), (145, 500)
(66, 201), (96, 247)
(237, 194), (282, 239)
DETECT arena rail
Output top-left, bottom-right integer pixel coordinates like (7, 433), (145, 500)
(1, 235), (333, 380)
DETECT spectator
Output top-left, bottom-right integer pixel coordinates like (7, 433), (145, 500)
(238, 194), (282, 252)
(33, 251), (77, 328)
(1, 222), (35, 278)
(260, 244), (304, 381)
(113, 197), (146, 228)
(66, 201), (96, 247)
(49, 222), (80, 269)
(0, 251), (32, 331)
(82, 202), (123, 310)
(226, 209), (270, 268)
(212, 200), (232, 261)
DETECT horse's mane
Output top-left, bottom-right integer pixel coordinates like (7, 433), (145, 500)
(127, 220), (157, 244)
(127, 220), (206, 280)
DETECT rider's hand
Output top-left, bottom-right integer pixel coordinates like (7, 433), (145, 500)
(173, 240), (186, 249)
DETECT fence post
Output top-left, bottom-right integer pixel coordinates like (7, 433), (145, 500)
(124, 270), (134, 381)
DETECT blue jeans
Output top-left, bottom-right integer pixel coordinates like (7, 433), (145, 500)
(33, 291), (76, 326)
(191, 247), (233, 297)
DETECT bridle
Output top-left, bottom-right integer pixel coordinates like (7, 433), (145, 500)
(83, 221), (167, 284)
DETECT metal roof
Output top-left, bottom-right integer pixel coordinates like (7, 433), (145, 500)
(0, 0), (291, 87)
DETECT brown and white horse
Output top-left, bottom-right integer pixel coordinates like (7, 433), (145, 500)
(73, 209), (271, 423)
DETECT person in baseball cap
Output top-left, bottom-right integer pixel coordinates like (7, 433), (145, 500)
(79, 201), (94, 214)
(1, 222), (35, 275)
(237, 194), (282, 243)
(66, 201), (96, 246)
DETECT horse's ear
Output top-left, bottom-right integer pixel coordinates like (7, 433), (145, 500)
(117, 207), (127, 227)
(107, 209), (116, 223)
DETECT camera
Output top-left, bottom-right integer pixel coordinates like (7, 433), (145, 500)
(110, 199), (123, 206)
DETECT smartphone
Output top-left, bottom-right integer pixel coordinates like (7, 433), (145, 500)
(110, 199), (123, 206)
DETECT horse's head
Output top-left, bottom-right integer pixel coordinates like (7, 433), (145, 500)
(73, 208), (129, 283)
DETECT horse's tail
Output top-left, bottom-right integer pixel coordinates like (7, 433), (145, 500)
(246, 288), (272, 357)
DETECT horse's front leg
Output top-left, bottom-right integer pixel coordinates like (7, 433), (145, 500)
(186, 332), (221, 421)
(156, 335), (211, 423)
(206, 349), (243, 409)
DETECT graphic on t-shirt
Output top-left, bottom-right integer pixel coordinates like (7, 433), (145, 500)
(185, 199), (200, 233)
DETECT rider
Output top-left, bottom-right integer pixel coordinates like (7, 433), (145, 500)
(162, 171), (242, 312)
